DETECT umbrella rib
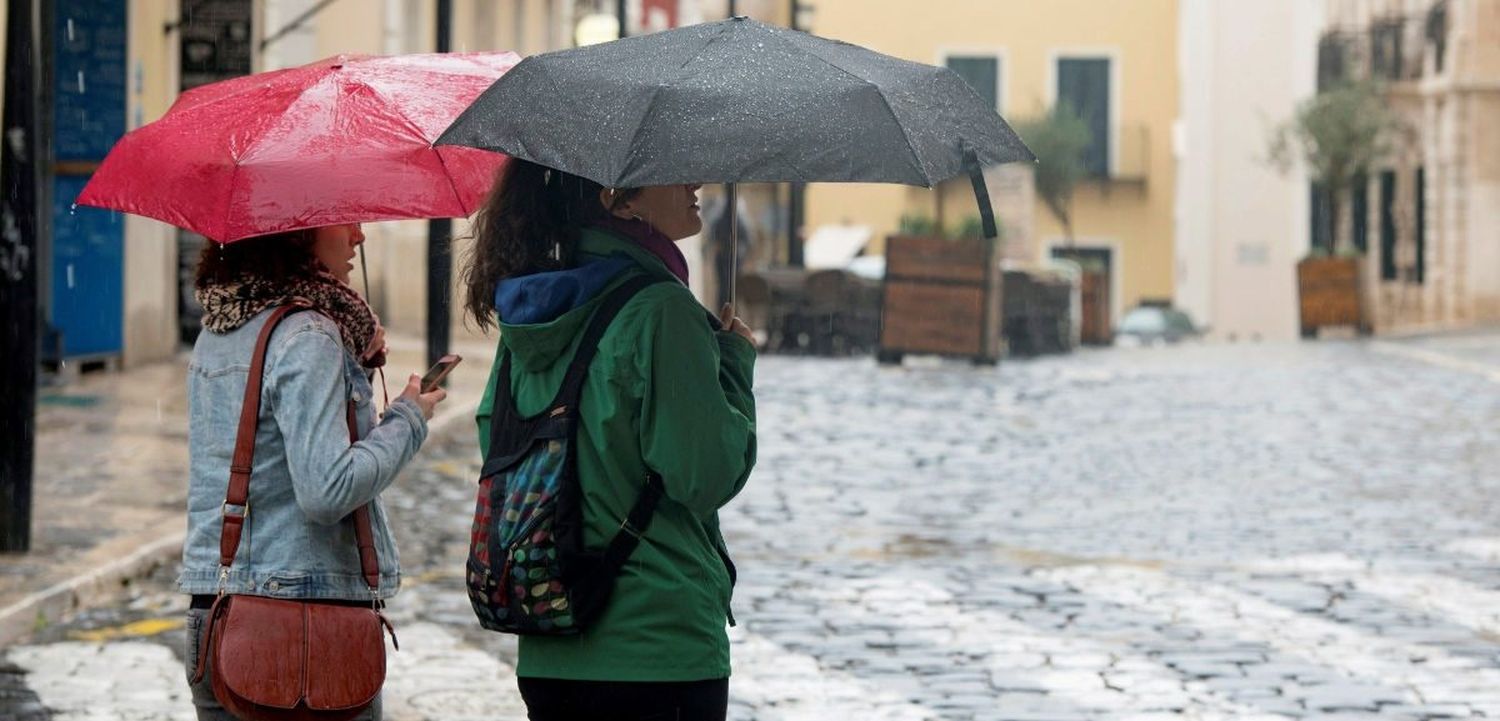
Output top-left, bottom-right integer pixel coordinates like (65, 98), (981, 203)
(772, 30), (934, 186)
(613, 24), (728, 184)
(216, 156), (246, 242)
(355, 77), (450, 144)
(431, 146), (472, 216)
(338, 73), (470, 217)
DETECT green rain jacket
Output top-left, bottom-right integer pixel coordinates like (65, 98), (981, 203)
(476, 227), (756, 681)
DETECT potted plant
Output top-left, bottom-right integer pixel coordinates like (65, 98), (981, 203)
(1268, 81), (1399, 337)
(876, 214), (1005, 365)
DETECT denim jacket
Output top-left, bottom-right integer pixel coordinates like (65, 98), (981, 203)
(178, 307), (427, 600)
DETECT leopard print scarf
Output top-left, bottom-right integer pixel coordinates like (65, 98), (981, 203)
(196, 270), (383, 368)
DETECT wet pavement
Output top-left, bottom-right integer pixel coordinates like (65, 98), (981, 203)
(4, 329), (1499, 720)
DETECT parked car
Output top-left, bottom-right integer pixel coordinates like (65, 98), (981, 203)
(1115, 305), (1199, 346)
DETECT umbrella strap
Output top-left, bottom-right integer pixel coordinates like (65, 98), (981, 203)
(964, 148), (998, 240)
(354, 244), (390, 413)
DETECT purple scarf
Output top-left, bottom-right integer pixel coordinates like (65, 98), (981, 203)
(590, 215), (690, 285)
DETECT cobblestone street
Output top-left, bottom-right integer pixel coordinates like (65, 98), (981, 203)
(5, 332), (1499, 720)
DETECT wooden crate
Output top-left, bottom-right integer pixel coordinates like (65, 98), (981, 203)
(878, 235), (1003, 363)
(1297, 256), (1366, 336)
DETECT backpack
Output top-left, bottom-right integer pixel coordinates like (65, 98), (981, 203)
(467, 275), (666, 635)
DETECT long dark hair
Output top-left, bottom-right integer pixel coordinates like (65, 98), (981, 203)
(461, 159), (639, 331)
(195, 229), (319, 290)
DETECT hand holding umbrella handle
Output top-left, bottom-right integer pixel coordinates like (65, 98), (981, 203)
(718, 303), (756, 347)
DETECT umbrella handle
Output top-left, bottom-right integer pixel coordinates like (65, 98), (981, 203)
(964, 147), (998, 240)
(358, 244), (371, 299)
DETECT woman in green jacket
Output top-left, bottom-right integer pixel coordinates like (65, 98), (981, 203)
(462, 159), (756, 721)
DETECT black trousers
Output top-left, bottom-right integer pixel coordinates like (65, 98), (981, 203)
(518, 677), (728, 721)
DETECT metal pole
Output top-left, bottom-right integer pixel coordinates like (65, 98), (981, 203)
(786, 0), (805, 267)
(617, 0), (628, 37)
(0, 0), (42, 552)
(725, 183), (738, 309)
(426, 0), (453, 372)
(720, 1), (739, 306)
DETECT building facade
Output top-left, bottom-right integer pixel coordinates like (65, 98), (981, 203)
(1175, 0), (1324, 342)
(1320, 0), (1500, 331)
(801, 0), (1181, 332)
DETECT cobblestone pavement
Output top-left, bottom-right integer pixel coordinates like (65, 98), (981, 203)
(5, 332), (1499, 720)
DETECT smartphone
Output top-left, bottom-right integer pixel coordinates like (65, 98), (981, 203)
(420, 354), (462, 393)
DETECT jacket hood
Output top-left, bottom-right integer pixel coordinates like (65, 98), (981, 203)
(495, 227), (681, 371)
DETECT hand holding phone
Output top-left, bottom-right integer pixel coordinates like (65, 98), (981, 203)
(420, 354), (462, 393)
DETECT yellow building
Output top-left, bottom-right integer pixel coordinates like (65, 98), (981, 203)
(801, 0), (1180, 330)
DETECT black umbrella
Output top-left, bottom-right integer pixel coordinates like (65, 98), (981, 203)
(438, 17), (1034, 296)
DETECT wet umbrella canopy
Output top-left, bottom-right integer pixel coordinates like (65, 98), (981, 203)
(437, 17), (1034, 238)
(77, 52), (519, 243)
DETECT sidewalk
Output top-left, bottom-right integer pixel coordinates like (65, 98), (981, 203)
(0, 329), (499, 647)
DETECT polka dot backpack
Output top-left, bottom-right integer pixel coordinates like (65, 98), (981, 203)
(467, 275), (666, 635)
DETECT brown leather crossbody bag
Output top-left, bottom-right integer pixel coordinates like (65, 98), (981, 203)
(191, 303), (397, 721)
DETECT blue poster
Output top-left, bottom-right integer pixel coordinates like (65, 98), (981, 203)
(51, 175), (123, 357)
(51, 0), (127, 358)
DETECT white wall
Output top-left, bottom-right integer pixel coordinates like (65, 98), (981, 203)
(1174, 0), (1214, 332)
(120, 0), (185, 367)
(1176, 0), (1321, 342)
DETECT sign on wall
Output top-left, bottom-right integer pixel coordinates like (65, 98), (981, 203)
(179, 0), (253, 90)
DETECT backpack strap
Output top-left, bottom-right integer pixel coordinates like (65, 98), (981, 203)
(482, 273), (669, 584)
(599, 472), (666, 574)
(483, 273), (663, 473)
(559, 275), (671, 577)
(553, 274), (663, 407)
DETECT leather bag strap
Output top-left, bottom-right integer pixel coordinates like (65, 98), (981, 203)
(219, 303), (309, 568)
(217, 303), (381, 593)
(347, 401), (380, 591)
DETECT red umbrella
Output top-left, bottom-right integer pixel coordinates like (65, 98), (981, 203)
(77, 52), (519, 243)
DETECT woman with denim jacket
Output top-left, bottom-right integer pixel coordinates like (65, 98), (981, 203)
(179, 224), (446, 720)
(464, 160), (757, 721)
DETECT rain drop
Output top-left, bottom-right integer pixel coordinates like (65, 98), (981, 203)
(69, 203), (77, 215)
(76, 71), (85, 94)
(66, 18), (75, 43)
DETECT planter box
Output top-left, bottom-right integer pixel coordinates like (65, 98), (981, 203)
(877, 235), (1003, 364)
(1297, 256), (1368, 337)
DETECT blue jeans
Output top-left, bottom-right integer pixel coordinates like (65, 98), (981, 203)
(184, 608), (382, 720)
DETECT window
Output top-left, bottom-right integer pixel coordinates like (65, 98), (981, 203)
(1380, 170), (1397, 280)
(1352, 173), (1369, 254)
(1414, 167), (1426, 284)
(1370, 20), (1405, 81)
(946, 56), (1000, 112)
(1317, 34), (1347, 91)
(1310, 182), (1333, 254)
(1427, 1), (1449, 74)
(1057, 57), (1111, 177)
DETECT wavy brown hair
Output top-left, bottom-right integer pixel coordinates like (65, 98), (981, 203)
(461, 159), (639, 331)
(194, 229), (320, 290)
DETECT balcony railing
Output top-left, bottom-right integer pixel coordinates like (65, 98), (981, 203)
(1080, 124), (1150, 187)
(1318, 2), (1448, 89)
